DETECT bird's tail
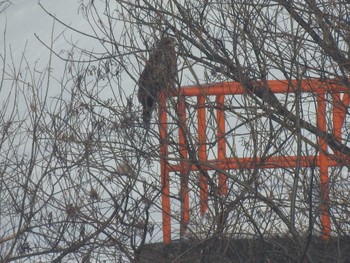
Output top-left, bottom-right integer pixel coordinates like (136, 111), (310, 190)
(143, 107), (152, 130)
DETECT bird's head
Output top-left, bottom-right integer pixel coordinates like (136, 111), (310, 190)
(158, 37), (176, 48)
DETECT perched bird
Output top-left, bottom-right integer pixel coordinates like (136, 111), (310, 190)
(138, 37), (177, 129)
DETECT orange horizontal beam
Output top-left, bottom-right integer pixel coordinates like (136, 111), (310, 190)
(171, 155), (341, 172)
(168, 79), (349, 97)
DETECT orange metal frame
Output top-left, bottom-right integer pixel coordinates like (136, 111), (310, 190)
(159, 79), (350, 244)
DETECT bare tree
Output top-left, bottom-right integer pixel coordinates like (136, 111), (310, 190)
(1, 0), (350, 262)
(0, 7), (159, 262)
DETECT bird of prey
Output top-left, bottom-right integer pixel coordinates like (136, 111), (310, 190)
(138, 37), (177, 129)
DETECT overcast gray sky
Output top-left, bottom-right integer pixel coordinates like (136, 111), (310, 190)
(1, 1), (85, 66)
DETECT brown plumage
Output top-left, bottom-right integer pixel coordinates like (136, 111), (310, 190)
(138, 37), (177, 129)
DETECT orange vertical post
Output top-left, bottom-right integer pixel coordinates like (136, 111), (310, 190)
(216, 95), (227, 195)
(317, 91), (331, 240)
(159, 91), (171, 244)
(178, 95), (189, 236)
(198, 94), (208, 216)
